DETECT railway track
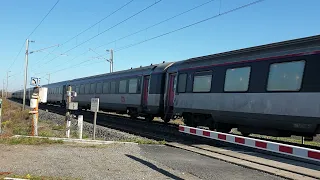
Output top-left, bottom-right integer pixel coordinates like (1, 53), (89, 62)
(36, 101), (320, 149)
(8, 99), (320, 179)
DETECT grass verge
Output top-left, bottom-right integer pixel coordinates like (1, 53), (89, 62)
(0, 99), (66, 139)
(0, 137), (63, 145)
(0, 173), (79, 180)
(120, 137), (166, 145)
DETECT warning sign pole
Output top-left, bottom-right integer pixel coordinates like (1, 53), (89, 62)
(29, 86), (39, 136)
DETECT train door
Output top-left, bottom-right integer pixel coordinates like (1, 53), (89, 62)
(167, 73), (176, 107)
(142, 76), (150, 107)
(164, 73), (176, 122)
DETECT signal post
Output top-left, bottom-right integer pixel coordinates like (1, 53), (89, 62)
(65, 86), (78, 138)
(29, 77), (47, 136)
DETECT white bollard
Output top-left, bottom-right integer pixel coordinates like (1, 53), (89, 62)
(66, 119), (71, 138)
(78, 115), (83, 139)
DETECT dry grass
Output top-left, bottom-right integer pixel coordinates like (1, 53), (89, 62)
(0, 99), (31, 136)
(170, 118), (184, 125)
(153, 117), (184, 125)
(0, 99), (66, 144)
(0, 136), (63, 145)
(120, 137), (166, 145)
(0, 173), (80, 180)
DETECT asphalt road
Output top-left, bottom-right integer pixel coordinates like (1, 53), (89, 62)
(139, 144), (285, 180)
(0, 143), (285, 180)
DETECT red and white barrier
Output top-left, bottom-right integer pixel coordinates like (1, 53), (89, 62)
(179, 125), (320, 163)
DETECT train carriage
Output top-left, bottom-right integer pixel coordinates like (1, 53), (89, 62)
(169, 35), (320, 139)
(42, 62), (173, 120)
(12, 34), (320, 139)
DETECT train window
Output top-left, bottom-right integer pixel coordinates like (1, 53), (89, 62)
(85, 84), (90, 94)
(193, 74), (212, 92)
(96, 82), (102, 94)
(110, 81), (116, 94)
(224, 67), (251, 92)
(267, 60), (305, 91)
(103, 82), (110, 93)
(137, 78), (141, 93)
(80, 84), (85, 94)
(119, 80), (127, 93)
(56, 87), (59, 94)
(177, 73), (187, 93)
(76, 86), (80, 94)
(90, 83), (96, 94)
(129, 78), (138, 93)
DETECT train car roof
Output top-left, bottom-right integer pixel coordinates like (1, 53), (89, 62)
(167, 34), (320, 72)
(40, 61), (172, 88)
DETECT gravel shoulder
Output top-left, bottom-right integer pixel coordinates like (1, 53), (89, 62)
(0, 143), (198, 180)
(0, 142), (287, 180)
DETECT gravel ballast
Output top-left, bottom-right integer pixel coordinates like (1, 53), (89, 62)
(38, 109), (154, 142)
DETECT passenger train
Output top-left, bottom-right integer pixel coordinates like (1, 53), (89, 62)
(12, 35), (320, 139)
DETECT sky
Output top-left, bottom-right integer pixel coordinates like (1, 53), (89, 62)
(1, 0), (319, 91)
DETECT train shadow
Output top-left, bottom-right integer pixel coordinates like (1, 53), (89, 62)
(125, 154), (184, 180)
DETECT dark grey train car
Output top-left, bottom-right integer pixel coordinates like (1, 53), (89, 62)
(71, 63), (172, 118)
(45, 81), (70, 105)
(168, 35), (320, 138)
(40, 62), (173, 120)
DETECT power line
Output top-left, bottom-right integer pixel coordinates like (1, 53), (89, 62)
(39, 59), (106, 84)
(7, 41), (25, 71)
(27, 0), (60, 38)
(63, 0), (135, 45)
(40, 0), (264, 77)
(31, 0), (135, 71)
(46, 0), (214, 71)
(7, 0), (60, 72)
(34, 0), (134, 66)
(42, 0), (162, 66)
(115, 0), (265, 52)
(64, 0), (162, 53)
(41, 59), (105, 78)
(95, 0), (216, 49)
(34, 49), (90, 75)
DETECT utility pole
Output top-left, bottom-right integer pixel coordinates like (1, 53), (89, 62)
(106, 49), (113, 73)
(46, 73), (50, 85)
(110, 49), (113, 73)
(6, 71), (10, 98)
(2, 79), (4, 98)
(23, 39), (34, 110)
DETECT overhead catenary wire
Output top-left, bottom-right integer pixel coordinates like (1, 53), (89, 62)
(63, 0), (162, 54)
(40, 59), (106, 79)
(115, 0), (265, 52)
(39, 59), (106, 85)
(39, 0), (265, 77)
(63, 0), (135, 45)
(31, 0), (134, 70)
(41, 0), (162, 66)
(96, 0), (216, 49)
(7, 41), (25, 71)
(45, 0), (216, 71)
(7, 0), (60, 72)
(27, 0), (60, 38)
(38, 0), (213, 72)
